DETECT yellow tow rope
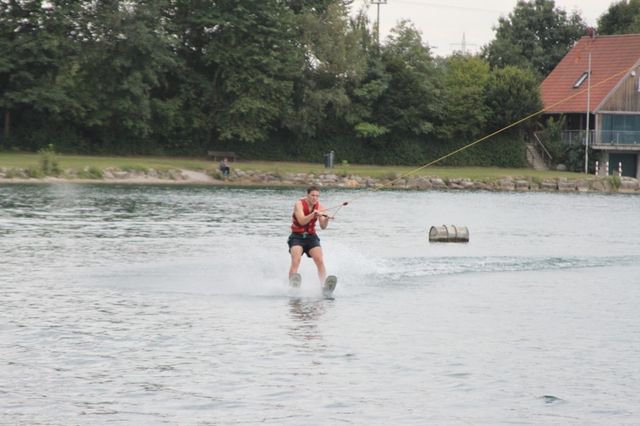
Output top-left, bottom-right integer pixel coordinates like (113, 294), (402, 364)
(321, 65), (634, 218)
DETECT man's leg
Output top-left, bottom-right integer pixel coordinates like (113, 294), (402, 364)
(309, 247), (326, 283)
(289, 245), (304, 278)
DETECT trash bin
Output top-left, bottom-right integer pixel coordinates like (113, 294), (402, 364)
(324, 150), (335, 168)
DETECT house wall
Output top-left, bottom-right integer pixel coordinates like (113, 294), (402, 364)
(593, 65), (640, 148)
(599, 65), (640, 111)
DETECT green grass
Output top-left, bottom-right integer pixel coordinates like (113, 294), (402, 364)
(0, 152), (212, 171)
(0, 152), (585, 181)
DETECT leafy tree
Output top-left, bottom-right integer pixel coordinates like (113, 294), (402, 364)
(379, 21), (441, 137)
(287, 0), (355, 14)
(71, 0), (181, 153)
(598, 0), (640, 34)
(283, 0), (367, 144)
(369, 20), (443, 163)
(0, 0), (81, 147)
(330, 9), (386, 139)
(483, 0), (586, 77)
(484, 65), (542, 132)
(168, 0), (300, 149)
(439, 54), (491, 141)
(349, 57), (390, 140)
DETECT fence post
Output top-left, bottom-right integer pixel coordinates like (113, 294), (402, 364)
(618, 162), (623, 177)
(595, 161), (599, 176)
(605, 161), (609, 176)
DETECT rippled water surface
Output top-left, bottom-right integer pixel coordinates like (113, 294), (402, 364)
(2, 184), (640, 425)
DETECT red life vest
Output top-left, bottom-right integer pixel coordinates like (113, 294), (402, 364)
(291, 197), (318, 234)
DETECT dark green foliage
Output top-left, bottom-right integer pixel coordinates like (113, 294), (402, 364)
(38, 144), (61, 175)
(283, 1), (367, 142)
(485, 66), (542, 131)
(562, 144), (591, 172)
(0, 0), (82, 147)
(377, 21), (441, 139)
(72, 0), (179, 154)
(424, 132), (527, 168)
(598, 0), (640, 34)
(483, 0), (586, 77)
(1, 0), (570, 168)
(539, 116), (566, 160)
(538, 116), (593, 172)
(439, 55), (490, 141)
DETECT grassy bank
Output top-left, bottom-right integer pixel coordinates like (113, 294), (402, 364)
(0, 152), (584, 181)
(0, 152), (212, 171)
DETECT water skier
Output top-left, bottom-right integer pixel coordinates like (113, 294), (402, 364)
(287, 185), (331, 284)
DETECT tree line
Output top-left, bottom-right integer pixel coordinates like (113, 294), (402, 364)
(0, 0), (632, 166)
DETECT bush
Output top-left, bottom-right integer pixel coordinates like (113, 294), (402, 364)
(26, 167), (43, 178)
(38, 144), (61, 176)
(609, 175), (621, 191)
(77, 166), (104, 179)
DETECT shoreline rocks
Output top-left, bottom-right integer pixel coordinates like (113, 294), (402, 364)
(0, 166), (639, 194)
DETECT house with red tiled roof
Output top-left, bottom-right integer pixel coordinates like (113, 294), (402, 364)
(540, 33), (640, 178)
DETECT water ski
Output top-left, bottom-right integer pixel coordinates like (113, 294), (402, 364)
(289, 273), (302, 288)
(322, 275), (338, 297)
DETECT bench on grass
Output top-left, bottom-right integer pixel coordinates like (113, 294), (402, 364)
(207, 151), (237, 162)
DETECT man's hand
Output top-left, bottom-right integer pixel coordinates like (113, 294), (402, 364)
(313, 208), (333, 220)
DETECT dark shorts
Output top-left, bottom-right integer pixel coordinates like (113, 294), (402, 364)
(287, 233), (321, 258)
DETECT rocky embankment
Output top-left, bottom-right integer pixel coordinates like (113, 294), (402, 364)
(1, 166), (639, 193)
(238, 170), (639, 193)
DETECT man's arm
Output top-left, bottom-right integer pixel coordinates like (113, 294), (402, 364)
(317, 203), (329, 229)
(294, 200), (317, 226)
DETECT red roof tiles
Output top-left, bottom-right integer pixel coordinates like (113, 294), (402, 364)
(540, 34), (640, 113)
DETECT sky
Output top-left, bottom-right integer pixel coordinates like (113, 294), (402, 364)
(353, 0), (616, 56)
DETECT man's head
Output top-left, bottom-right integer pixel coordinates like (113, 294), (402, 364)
(306, 185), (320, 204)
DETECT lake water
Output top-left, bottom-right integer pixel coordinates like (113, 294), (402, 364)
(2, 184), (640, 425)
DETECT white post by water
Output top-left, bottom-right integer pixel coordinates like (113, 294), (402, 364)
(595, 161), (599, 176)
(618, 162), (623, 177)
(605, 161), (609, 176)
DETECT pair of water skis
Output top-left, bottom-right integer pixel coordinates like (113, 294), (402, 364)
(289, 273), (337, 298)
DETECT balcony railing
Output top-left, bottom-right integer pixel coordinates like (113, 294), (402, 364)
(561, 130), (640, 146)
(597, 130), (640, 145)
(560, 130), (594, 146)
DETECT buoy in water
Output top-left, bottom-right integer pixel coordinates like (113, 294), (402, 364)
(428, 225), (469, 242)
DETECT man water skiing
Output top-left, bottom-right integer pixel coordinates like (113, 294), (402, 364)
(287, 185), (331, 284)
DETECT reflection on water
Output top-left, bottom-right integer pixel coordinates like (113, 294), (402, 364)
(288, 298), (331, 343)
(2, 184), (640, 425)
(289, 298), (328, 323)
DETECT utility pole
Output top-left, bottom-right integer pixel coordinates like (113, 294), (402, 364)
(371, 0), (387, 47)
(450, 32), (477, 54)
(584, 27), (595, 174)
(585, 51), (591, 174)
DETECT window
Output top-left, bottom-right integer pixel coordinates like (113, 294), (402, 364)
(573, 72), (589, 88)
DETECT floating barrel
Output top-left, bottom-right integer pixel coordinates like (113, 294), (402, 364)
(428, 225), (469, 242)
